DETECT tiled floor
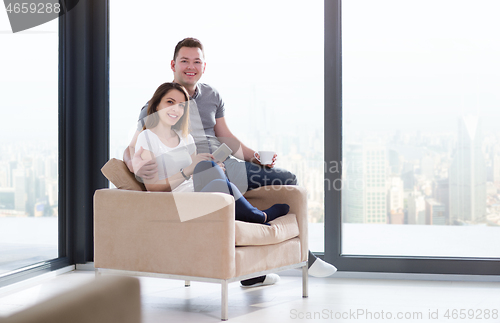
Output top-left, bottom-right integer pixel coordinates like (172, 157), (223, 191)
(0, 270), (499, 322)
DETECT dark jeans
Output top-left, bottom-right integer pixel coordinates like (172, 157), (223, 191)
(193, 161), (266, 224)
(223, 157), (298, 194)
(245, 161), (298, 189)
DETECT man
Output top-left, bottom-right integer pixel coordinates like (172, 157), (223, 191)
(124, 38), (336, 286)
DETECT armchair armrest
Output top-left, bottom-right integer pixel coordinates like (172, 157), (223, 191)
(94, 189), (236, 279)
(243, 185), (308, 262)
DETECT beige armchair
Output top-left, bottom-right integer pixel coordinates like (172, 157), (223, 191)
(94, 159), (308, 320)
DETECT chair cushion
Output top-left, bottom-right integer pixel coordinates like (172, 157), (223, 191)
(101, 158), (146, 191)
(235, 237), (301, 277)
(235, 213), (300, 246)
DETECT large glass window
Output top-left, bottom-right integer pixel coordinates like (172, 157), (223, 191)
(0, 16), (59, 274)
(110, 1), (324, 251)
(341, 0), (500, 258)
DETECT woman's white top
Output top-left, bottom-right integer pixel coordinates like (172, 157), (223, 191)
(135, 129), (196, 192)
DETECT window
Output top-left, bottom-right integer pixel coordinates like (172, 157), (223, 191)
(110, 0), (324, 252)
(0, 16), (59, 275)
(341, 0), (500, 258)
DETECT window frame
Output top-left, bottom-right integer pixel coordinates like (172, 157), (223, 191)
(323, 0), (500, 275)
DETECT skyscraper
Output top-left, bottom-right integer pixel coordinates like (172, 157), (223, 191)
(407, 191), (426, 225)
(425, 198), (446, 225)
(449, 116), (486, 224)
(344, 144), (364, 223)
(433, 178), (450, 220)
(388, 176), (404, 224)
(13, 168), (26, 213)
(344, 142), (387, 224)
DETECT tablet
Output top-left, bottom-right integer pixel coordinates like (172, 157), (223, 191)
(212, 143), (233, 162)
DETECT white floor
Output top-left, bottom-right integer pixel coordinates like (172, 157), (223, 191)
(0, 270), (499, 323)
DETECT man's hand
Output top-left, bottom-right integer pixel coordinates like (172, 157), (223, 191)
(252, 152), (277, 168)
(132, 146), (158, 180)
(217, 161), (226, 172)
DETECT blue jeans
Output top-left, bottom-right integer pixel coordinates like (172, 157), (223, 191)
(223, 157), (298, 194)
(193, 161), (266, 224)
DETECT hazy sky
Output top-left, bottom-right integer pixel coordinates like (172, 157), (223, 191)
(0, 10), (58, 144)
(1, 1), (500, 146)
(343, 0), (500, 135)
(109, 0), (324, 155)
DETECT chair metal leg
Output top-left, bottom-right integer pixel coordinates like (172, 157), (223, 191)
(221, 280), (228, 321)
(185, 280), (190, 287)
(302, 265), (308, 298)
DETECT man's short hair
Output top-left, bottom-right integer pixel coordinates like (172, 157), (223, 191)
(173, 37), (205, 61)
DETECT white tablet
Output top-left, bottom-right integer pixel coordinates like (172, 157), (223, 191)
(212, 143), (233, 162)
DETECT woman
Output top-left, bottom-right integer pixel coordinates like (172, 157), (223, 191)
(135, 82), (289, 224)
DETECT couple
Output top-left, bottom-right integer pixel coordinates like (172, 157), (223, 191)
(136, 82), (290, 225)
(125, 38), (336, 287)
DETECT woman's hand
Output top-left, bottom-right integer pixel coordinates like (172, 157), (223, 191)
(185, 153), (214, 175)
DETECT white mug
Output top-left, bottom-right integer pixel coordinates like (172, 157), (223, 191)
(254, 151), (275, 165)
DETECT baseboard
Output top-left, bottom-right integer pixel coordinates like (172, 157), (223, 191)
(280, 269), (500, 282)
(332, 271), (500, 282)
(75, 262), (95, 271)
(0, 265), (75, 298)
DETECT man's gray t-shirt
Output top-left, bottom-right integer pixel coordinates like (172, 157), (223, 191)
(137, 83), (225, 154)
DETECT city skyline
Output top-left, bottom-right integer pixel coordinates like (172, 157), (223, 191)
(4, 114), (500, 230)
(0, 140), (58, 218)
(343, 115), (500, 227)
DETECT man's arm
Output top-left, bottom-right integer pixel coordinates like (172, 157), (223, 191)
(123, 130), (158, 179)
(214, 117), (276, 167)
(123, 130), (140, 172)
